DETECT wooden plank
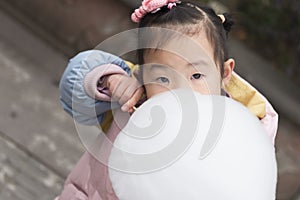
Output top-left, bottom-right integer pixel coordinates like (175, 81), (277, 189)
(0, 133), (64, 200)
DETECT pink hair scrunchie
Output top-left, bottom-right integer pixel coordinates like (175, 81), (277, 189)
(131, 0), (179, 23)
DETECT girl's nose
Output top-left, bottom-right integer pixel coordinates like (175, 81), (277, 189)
(173, 76), (190, 89)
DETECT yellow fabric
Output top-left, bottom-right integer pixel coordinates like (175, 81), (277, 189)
(125, 61), (137, 71)
(125, 61), (140, 78)
(99, 110), (113, 133)
(225, 73), (266, 119)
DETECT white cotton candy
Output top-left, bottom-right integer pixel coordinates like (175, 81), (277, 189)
(108, 89), (277, 200)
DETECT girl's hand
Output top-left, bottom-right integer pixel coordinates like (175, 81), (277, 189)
(105, 74), (144, 112)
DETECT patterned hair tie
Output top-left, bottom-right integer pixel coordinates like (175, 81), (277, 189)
(131, 0), (179, 23)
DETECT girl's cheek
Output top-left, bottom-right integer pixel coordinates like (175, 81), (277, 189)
(192, 64), (222, 95)
(191, 81), (210, 95)
(204, 75), (222, 95)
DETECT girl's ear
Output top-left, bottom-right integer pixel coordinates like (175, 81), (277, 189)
(222, 58), (235, 86)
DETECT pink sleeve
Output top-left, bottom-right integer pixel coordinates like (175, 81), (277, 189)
(260, 97), (279, 145)
(54, 184), (88, 200)
(84, 64), (128, 101)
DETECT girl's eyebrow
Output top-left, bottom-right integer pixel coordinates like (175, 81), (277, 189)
(187, 60), (209, 68)
(149, 63), (169, 70)
(186, 60), (214, 71)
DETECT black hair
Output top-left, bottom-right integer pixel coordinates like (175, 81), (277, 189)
(136, 1), (234, 80)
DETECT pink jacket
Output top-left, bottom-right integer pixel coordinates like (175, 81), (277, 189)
(55, 112), (124, 200)
(56, 62), (278, 200)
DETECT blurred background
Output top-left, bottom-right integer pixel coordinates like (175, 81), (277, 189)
(0, 0), (299, 199)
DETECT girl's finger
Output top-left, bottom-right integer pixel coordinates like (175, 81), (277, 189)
(118, 82), (140, 105)
(118, 86), (134, 105)
(123, 86), (144, 111)
(119, 86), (140, 112)
(111, 77), (130, 101)
(128, 107), (135, 113)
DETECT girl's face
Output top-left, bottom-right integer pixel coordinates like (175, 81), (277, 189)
(142, 33), (234, 99)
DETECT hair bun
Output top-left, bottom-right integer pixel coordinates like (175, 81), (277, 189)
(222, 13), (234, 35)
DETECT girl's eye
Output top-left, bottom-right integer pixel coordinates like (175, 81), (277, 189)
(191, 73), (203, 80)
(156, 77), (170, 83)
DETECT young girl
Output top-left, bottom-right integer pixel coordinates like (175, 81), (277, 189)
(57, 1), (278, 199)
